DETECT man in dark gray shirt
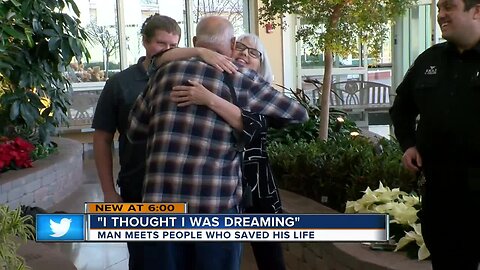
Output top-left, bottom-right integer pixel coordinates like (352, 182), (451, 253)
(91, 14), (180, 270)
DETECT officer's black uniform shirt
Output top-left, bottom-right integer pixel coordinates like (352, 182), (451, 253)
(390, 41), (480, 161)
(92, 57), (148, 185)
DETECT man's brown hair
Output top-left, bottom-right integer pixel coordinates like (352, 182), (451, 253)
(141, 14), (181, 42)
(463, 0), (480, 10)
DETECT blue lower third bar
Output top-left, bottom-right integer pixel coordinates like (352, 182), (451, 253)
(36, 214), (85, 241)
(86, 214), (389, 242)
(88, 214), (388, 229)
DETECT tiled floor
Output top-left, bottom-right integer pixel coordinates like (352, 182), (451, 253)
(45, 153), (129, 270)
(44, 144), (257, 270)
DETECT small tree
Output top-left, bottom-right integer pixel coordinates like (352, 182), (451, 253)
(87, 23), (119, 80)
(260, 0), (416, 140)
(193, 0), (244, 32)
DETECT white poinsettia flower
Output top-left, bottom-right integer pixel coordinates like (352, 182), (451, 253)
(346, 183), (429, 260)
(373, 202), (396, 214)
(391, 187), (401, 193)
(368, 182), (408, 204)
(359, 192), (379, 204)
(376, 189), (406, 203)
(394, 223), (430, 260)
(345, 201), (356, 213)
(355, 201), (375, 213)
(373, 182), (388, 193)
(355, 193), (379, 211)
(376, 191), (396, 203)
(418, 242), (430, 260)
(402, 194), (421, 207)
(389, 203), (419, 225)
(389, 189), (407, 198)
(363, 186), (374, 195)
(394, 234), (414, 251)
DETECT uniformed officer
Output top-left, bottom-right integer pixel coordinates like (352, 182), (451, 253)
(390, 0), (480, 269)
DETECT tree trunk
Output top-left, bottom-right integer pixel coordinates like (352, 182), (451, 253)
(105, 53), (109, 80)
(319, 49), (333, 141)
(318, 2), (346, 140)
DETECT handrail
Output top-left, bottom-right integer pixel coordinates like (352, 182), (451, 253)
(58, 87), (103, 132)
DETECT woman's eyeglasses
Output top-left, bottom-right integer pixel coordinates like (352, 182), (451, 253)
(235, 42), (262, 59)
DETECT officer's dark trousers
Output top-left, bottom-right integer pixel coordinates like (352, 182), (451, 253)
(421, 158), (480, 270)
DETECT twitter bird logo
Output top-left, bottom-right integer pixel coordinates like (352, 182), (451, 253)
(37, 214), (84, 241)
(49, 218), (72, 237)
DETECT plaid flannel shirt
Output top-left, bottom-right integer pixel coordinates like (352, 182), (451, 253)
(127, 59), (308, 213)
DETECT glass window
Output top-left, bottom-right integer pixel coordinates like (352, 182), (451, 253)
(121, 0), (187, 67)
(366, 24), (393, 87)
(376, 25), (392, 67)
(433, 0), (445, 44)
(299, 30), (362, 70)
(121, 0), (249, 68)
(61, 0), (250, 132)
(298, 18), (394, 87)
(67, 0), (120, 83)
(299, 42), (390, 69)
(66, 0), (250, 83)
(191, 0), (248, 36)
(301, 74), (364, 106)
(409, 4), (432, 64)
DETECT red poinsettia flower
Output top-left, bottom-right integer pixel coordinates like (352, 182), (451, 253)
(0, 143), (14, 170)
(0, 137), (35, 171)
(13, 137), (35, 152)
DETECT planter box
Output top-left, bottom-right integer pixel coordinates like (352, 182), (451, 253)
(0, 138), (83, 210)
(279, 189), (432, 270)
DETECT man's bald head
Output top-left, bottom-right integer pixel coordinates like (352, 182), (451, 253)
(193, 16), (235, 56)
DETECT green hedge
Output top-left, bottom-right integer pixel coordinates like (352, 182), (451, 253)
(268, 134), (419, 212)
(265, 85), (418, 211)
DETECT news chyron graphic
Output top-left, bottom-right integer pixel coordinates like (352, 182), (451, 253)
(36, 214), (85, 241)
(85, 202), (187, 214)
(35, 203), (389, 243)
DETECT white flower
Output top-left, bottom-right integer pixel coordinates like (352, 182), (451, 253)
(372, 202), (396, 213)
(402, 194), (420, 207)
(372, 183), (407, 203)
(345, 182), (429, 260)
(389, 203), (419, 225)
(345, 200), (356, 213)
(394, 223), (430, 260)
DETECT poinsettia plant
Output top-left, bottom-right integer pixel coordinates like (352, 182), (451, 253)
(0, 137), (35, 172)
(345, 182), (430, 260)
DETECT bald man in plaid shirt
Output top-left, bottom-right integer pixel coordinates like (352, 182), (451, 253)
(127, 16), (308, 270)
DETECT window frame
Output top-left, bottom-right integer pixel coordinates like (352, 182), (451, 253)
(72, 0), (252, 90)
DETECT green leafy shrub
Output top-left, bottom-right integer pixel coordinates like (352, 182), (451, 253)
(0, 0), (90, 143)
(31, 141), (58, 161)
(266, 84), (417, 211)
(0, 205), (35, 270)
(268, 85), (359, 144)
(268, 135), (419, 212)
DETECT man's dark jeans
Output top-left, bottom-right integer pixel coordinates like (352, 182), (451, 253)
(142, 207), (242, 270)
